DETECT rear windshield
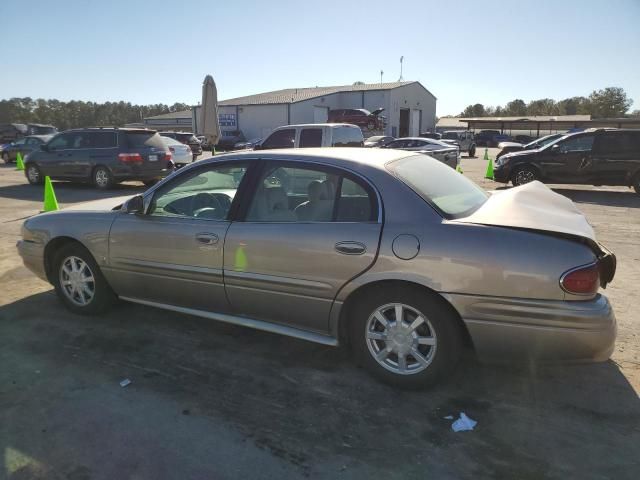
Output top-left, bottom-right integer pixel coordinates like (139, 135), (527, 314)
(442, 132), (458, 140)
(387, 155), (488, 218)
(123, 131), (165, 149)
(175, 133), (197, 142)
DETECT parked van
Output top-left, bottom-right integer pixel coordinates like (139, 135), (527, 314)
(255, 123), (364, 150)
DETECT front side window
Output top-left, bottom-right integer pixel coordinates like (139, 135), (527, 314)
(246, 164), (376, 222)
(261, 129), (295, 149)
(149, 163), (248, 220)
(557, 134), (594, 153)
(388, 154), (488, 218)
(13, 138), (27, 146)
(48, 133), (73, 150)
(299, 128), (323, 148)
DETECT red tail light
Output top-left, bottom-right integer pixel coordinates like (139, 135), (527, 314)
(560, 263), (600, 295)
(118, 153), (143, 163)
(165, 153), (172, 161)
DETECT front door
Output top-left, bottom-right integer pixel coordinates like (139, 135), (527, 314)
(540, 133), (595, 183)
(223, 161), (382, 334)
(40, 132), (74, 177)
(106, 161), (252, 312)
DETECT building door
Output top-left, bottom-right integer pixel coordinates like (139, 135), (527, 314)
(411, 110), (420, 136)
(399, 108), (410, 137)
(313, 106), (329, 123)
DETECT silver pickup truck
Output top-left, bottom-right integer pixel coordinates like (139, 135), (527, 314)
(441, 130), (477, 157)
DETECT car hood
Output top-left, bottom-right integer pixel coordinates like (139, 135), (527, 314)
(453, 181), (596, 241)
(63, 194), (134, 211)
(498, 141), (523, 149)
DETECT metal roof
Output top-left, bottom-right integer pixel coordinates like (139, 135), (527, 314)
(218, 81), (430, 106)
(145, 110), (193, 120)
(459, 115), (591, 122)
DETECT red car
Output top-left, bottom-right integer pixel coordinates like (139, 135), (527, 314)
(327, 108), (385, 130)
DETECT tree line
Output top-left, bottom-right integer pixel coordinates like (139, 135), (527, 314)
(458, 87), (637, 118)
(0, 98), (192, 130)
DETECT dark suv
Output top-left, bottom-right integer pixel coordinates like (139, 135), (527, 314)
(327, 108), (385, 130)
(493, 129), (640, 194)
(24, 128), (174, 189)
(159, 131), (202, 159)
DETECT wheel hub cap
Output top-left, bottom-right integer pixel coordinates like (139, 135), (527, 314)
(365, 303), (437, 375)
(59, 256), (95, 306)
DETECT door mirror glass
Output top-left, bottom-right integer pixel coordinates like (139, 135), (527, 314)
(125, 195), (145, 214)
(551, 144), (560, 154)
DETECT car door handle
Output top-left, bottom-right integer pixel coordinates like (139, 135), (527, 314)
(195, 233), (219, 245)
(335, 241), (366, 255)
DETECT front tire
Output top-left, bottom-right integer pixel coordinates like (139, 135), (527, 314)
(468, 145), (476, 157)
(52, 243), (116, 315)
(350, 286), (462, 389)
(511, 165), (539, 186)
(93, 166), (114, 190)
(25, 163), (43, 185)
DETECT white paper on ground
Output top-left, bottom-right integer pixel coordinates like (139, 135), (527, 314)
(451, 412), (477, 432)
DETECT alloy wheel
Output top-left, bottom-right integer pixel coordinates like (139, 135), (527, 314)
(27, 165), (40, 183)
(365, 303), (437, 375)
(514, 169), (535, 185)
(95, 169), (109, 188)
(59, 256), (96, 306)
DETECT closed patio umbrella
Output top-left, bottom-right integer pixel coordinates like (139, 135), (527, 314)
(201, 74), (221, 153)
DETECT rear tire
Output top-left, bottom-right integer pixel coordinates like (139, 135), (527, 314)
(25, 163), (43, 185)
(511, 165), (539, 186)
(350, 285), (462, 389)
(52, 243), (117, 315)
(468, 145), (476, 157)
(633, 175), (640, 195)
(93, 166), (114, 190)
(2, 152), (10, 164)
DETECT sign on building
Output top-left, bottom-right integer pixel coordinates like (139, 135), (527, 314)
(219, 113), (236, 127)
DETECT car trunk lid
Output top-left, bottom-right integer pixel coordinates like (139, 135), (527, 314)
(452, 181), (616, 287)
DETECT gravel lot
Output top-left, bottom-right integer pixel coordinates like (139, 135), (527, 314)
(1, 150), (639, 479)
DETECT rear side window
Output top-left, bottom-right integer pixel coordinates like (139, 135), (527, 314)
(299, 128), (323, 147)
(336, 178), (375, 221)
(595, 132), (640, 154)
(124, 132), (166, 149)
(261, 129), (295, 149)
(331, 127), (364, 147)
(88, 131), (117, 148)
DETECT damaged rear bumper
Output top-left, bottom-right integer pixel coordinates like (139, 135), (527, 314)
(445, 293), (616, 362)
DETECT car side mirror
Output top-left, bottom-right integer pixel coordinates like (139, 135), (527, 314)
(40, 144), (49, 152)
(551, 144), (560, 154)
(125, 194), (145, 214)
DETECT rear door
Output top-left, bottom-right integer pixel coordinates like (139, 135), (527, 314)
(591, 131), (640, 185)
(223, 160), (382, 333)
(540, 134), (595, 183)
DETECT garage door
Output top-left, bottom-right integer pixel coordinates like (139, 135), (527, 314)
(411, 109), (420, 136)
(314, 106), (329, 123)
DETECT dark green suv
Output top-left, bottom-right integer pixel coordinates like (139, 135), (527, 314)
(24, 128), (174, 189)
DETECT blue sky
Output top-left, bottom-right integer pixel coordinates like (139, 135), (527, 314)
(1, 0), (639, 116)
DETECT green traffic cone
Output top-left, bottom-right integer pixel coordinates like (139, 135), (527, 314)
(16, 152), (25, 171)
(43, 176), (59, 212)
(484, 155), (494, 180)
(456, 164), (463, 174)
(483, 148), (489, 161)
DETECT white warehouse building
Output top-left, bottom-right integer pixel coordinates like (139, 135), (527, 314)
(191, 81), (437, 141)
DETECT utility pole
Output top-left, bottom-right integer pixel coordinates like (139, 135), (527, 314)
(399, 56), (404, 81)
(380, 70), (384, 84)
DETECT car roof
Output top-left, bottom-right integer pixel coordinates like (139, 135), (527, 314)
(27, 134), (53, 140)
(63, 127), (158, 133)
(202, 147), (413, 171)
(391, 137), (432, 141)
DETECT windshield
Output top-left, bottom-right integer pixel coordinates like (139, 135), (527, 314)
(387, 155), (488, 218)
(526, 134), (563, 149)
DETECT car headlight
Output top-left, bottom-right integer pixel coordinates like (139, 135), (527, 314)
(495, 156), (507, 166)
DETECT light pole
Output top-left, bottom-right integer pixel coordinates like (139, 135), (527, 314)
(399, 56), (404, 81)
(380, 70), (384, 84)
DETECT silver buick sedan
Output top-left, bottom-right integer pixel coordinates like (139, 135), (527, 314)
(17, 148), (617, 388)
